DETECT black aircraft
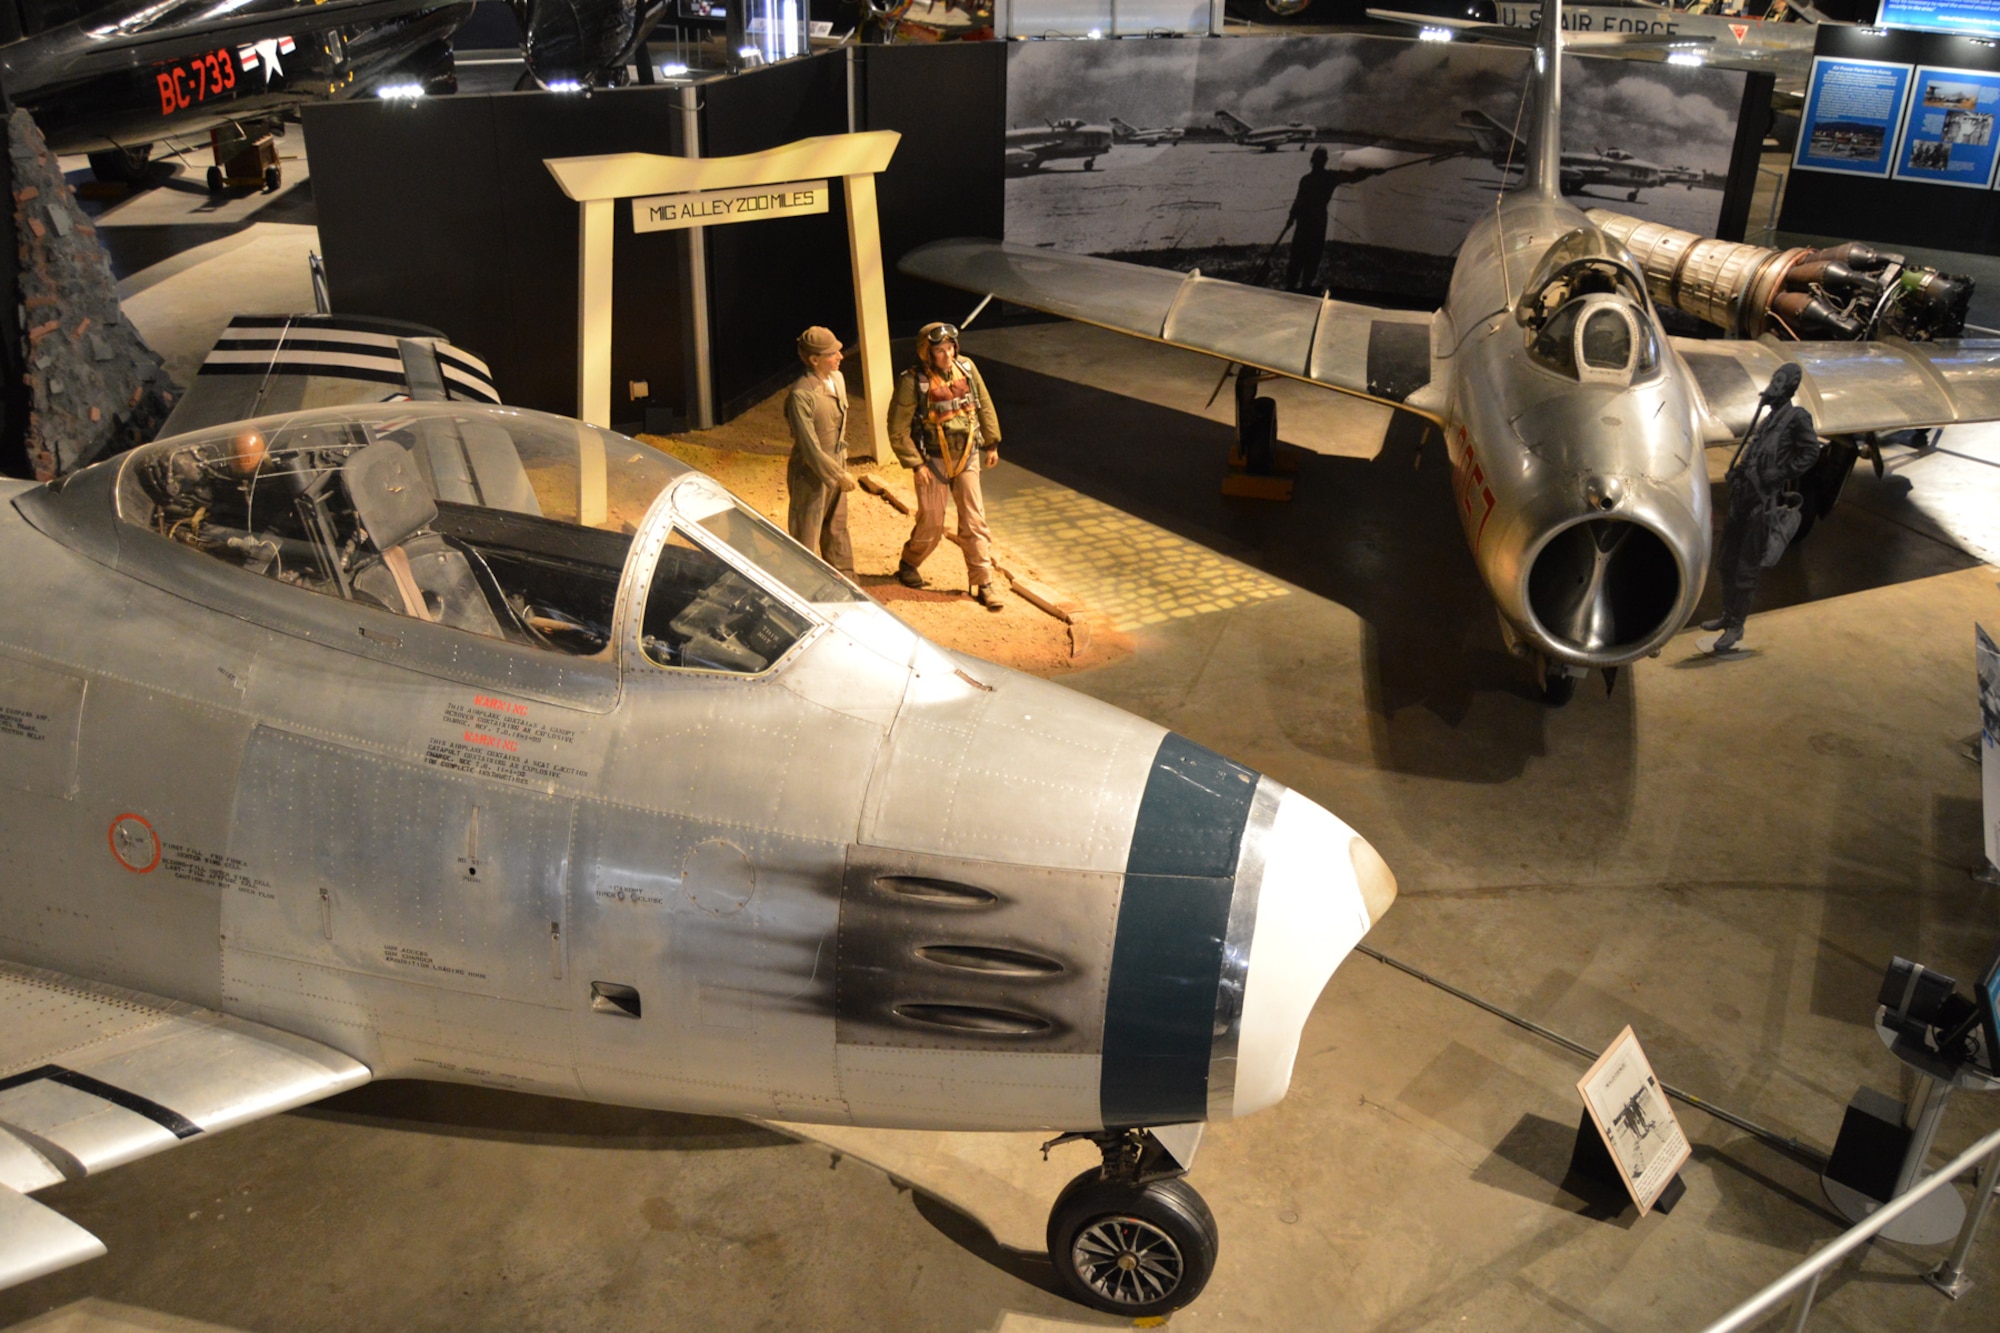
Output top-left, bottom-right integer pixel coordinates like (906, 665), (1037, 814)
(1, 0), (674, 178)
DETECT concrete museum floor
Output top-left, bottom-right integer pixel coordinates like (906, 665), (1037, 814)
(2, 134), (1998, 1333)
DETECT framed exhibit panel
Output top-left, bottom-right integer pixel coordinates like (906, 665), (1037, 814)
(1795, 55), (1914, 177)
(1891, 64), (2000, 187)
(1877, 0), (2000, 37)
(1576, 1026), (1690, 1217)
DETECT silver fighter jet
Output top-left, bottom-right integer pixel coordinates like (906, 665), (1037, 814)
(903, 0), (2000, 702)
(0, 401), (1396, 1315)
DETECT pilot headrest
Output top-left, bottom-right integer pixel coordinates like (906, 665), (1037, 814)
(343, 441), (437, 550)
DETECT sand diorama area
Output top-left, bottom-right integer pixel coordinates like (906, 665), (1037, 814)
(642, 386), (1132, 679)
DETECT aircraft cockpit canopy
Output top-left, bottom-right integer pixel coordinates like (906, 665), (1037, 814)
(1516, 233), (1659, 387)
(113, 404), (866, 679)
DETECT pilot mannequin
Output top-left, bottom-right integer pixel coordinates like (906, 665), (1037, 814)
(887, 321), (1005, 610)
(139, 429), (268, 543)
(1705, 363), (1823, 654)
(783, 326), (857, 575)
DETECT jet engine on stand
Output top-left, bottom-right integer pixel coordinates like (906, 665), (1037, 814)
(1586, 210), (1972, 343)
(1589, 208), (1978, 535)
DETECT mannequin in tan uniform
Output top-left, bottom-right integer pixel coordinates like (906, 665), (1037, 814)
(887, 322), (1005, 610)
(784, 325), (857, 573)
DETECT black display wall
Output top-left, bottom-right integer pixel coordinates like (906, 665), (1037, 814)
(307, 90), (697, 433)
(860, 42), (1007, 333)
(1778, 26), (2000, 254)
(700, 54), (854, 423)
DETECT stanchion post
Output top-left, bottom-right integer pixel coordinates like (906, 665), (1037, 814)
(1926, 1141), (2000, 1298)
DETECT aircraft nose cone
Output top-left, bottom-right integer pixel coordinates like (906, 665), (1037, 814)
(1228, 788), (1396, 1120)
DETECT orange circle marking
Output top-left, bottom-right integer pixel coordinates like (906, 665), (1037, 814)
(108, 813), (161, 874)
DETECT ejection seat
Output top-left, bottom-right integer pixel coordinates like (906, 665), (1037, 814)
(342, 440), (503, 638)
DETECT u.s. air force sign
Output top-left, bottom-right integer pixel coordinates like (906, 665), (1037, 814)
(632, 179), (830, 233)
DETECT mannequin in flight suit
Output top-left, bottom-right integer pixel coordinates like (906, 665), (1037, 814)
(887, 321), (1006, 611)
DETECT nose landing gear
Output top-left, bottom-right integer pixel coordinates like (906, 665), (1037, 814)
(1040, 1128), (1219, 1316)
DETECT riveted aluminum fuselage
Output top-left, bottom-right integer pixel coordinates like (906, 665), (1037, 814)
(1433, 193), (1713, 668)
(0, 408), (1387, 1138)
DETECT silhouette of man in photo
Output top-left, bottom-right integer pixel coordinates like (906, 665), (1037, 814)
(1284, 147), (1393, 293)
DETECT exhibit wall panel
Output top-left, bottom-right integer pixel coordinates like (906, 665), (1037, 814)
(862, 42), (1007, 335)
(700, 54), (854, 423)
(1779, 26), (2000, 253)
(1001, 35), (1754, 305)
(306, 90), (696, 433)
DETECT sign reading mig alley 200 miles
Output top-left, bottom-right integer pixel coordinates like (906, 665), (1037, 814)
(632, 180), (829, 233)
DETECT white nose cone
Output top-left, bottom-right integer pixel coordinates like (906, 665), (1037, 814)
(1230, 788), (1396, 1119)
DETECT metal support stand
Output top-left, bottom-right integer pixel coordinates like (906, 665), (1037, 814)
(1926, 1141), (2000, 1299)
(1823, 1020), (2000, 1245)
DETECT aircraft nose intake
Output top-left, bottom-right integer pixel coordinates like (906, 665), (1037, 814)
(1228, 789), (1394, 1120)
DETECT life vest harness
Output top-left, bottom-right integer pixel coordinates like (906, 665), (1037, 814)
(912, 358), (981, 478)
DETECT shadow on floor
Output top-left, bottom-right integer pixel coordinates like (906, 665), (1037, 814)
(977, 356), (1636, 788)
(297, 1078), (792, 1151)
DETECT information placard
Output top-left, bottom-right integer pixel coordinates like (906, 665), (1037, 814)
(1878, 0), (2000, 38)
(1795, 56), (1914, 177)
(1577, 1026), (1691, 1217)
(1893, 65), (2000, 186)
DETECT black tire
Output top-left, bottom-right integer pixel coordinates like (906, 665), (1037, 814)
(87, 145), (153, 184)
(264, 165), (282, 193)
(206, 165), (223, 194)
(1540, 668), (1577, 707)
(1046, 1170), (1217, 1317)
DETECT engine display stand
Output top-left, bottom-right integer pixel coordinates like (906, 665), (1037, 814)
(1822, 1019), (2000, 1245)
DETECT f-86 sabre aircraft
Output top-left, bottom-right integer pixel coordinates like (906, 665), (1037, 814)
(906, 0), (2000, 702)
(0, 402), (1395, 1316)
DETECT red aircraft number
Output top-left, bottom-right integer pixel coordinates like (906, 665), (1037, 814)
(155, 49), (238, 117)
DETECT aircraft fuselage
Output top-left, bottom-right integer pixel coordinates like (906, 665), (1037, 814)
(0, 409), (1390, 1138)
(1431, 193), (1710, 673)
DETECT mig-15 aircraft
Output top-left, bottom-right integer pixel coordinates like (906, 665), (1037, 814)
(1005, 117), (1115, 174)
(1213, 109), (1316, 151)
(1459, 108), (1680, 200)
(0, 400), (1396, 1316)
(905, 0), (2000, 702)
(1110, 117), (1186, 146)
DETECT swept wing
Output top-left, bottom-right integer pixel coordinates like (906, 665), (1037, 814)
(899, 239), (1438, 417)
(1675, 336), (2000, 441)
(0, 960), (369, 1290)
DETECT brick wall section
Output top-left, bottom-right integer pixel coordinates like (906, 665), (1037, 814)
(12, 109), (177, 480)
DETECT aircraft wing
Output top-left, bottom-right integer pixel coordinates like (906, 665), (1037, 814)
(1674, 336), (2000, 441)
(900, 239), (1440, 419)
(0, 960), (369, 1290)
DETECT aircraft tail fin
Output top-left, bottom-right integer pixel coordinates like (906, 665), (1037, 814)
(1527, 0), (1564, 198)
(1110, 117), (1134, 131)
(1213, 110), (1253, 138)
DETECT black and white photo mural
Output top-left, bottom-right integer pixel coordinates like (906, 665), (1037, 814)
(1003, 35), (1750, 304)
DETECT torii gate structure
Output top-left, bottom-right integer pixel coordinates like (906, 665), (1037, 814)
(545, 130), (901, 460)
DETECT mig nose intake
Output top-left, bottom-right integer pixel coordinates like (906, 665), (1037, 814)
(1228, 788), (1395, 1120)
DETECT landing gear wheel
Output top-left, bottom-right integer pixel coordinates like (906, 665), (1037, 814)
(206, 165), (223, 194)
(263, 165), (282, 193)
(1047, 1169), (1217, 1317)
(1083, 157), (1096, 170)
(1538, 659), (1577, 707)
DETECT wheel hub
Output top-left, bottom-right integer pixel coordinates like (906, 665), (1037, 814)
(1072, 1214), (1184, 1306)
